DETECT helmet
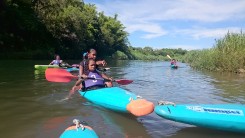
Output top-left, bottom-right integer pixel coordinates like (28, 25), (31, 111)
(83, 52), (87, 57)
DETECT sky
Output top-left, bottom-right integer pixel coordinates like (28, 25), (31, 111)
(83, 0), (245, 50)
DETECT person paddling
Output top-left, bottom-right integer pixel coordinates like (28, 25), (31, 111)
(71, 49), (111, 93)
(81, 59), (113, 90)
(49, 54), (63, 65)
(170, 59), (178, 68)
(167, 55), (178, 68)
(49, 54), (72, 68)
(170, 59), (177, 66)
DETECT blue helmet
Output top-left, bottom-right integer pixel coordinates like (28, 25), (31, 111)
(83, 52), (87, 57)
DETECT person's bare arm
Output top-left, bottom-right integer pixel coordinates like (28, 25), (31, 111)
(49, 60), (54, 65)
(101, 73), (113, 81)
(96, 60), (107, 67)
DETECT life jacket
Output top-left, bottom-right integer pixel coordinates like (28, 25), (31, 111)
(84, 70), (104, 89)
(52, 60), (61, 65)
(170, 61), (176, 65)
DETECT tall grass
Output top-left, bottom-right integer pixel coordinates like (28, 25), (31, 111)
(184, 31), (245, 72)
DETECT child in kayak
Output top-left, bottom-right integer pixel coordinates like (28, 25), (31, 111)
(49, 54), (63, 65)
(81, 59), (113, 90)
(71, 49), (111, 92)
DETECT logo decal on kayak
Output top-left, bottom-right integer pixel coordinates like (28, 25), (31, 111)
(187, 106), (244, 116)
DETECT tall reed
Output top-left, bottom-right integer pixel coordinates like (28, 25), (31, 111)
(184, 31), (245, 72)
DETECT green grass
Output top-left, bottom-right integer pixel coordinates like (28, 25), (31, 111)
(184, 31), (245, 73)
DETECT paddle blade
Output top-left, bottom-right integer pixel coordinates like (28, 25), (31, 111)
(115, 79), (133, 85)
(167, 55), (172, 59)
(45, 68), (78, 82)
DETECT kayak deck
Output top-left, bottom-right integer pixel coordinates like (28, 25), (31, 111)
(155, 104), (245, 133)
(79, 87), (154, 116)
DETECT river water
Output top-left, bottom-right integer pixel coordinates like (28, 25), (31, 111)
(0, 60), (244, 138)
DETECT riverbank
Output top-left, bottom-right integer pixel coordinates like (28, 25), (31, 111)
(184, 31), (245, 73)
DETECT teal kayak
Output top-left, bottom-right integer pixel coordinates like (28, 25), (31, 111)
(65, 67), (79, 72)
(78, 87), (154, 116)
(60, 119), (98, 138)
(171, 64), (178, 69)
(155, 103), (245, 133)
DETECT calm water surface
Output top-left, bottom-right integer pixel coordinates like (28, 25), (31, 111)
(0, 60), (244, 138)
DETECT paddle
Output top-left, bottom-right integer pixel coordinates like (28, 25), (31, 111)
(167, 55), (179, 68)
(98, 67), (110, 72)
(60, 63), (110, 72)
(45, 68), (77, 82)
(45, 68), (133, 85)
(167, 54), (172, 59)
(71, 64), (110, 72)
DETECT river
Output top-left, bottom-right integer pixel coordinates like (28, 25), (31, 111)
(0, 60), (244, 138)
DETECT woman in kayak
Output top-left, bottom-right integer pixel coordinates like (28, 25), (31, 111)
(71, 49), (111, 92)
(49, 54), (63, 65)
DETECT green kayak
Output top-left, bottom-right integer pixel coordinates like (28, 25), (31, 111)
(34, 65), (60, 70)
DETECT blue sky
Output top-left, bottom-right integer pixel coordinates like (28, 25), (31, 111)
(84, 0), (245, 50)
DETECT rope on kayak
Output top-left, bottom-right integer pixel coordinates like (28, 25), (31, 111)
(73, 119), (85, 131)
(137, 95), (142, 99)
(129, 97), (133, 101)
(158, 100), (175, 106)
(129, 95), (142, 101)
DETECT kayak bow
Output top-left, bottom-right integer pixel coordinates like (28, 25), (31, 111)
(79, 87), (154, 116)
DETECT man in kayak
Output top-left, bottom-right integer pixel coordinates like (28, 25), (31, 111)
(71, 49), (111, 92)
(49, 54), (63, 65)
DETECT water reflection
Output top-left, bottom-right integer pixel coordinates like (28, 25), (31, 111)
(202, 71), (245, 104)
(34, 70), (45, 80)
(0, 60), (245, 138)
(170, 126), (244, 138)
(91, 109), (152, 138)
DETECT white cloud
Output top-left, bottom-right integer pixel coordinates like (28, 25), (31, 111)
(85, 0), (245, 49)
(88, 0), (245, 39)
(97, 0), (245, 22)
(127, 23), (168, 39)
(175, 27), (243, 39)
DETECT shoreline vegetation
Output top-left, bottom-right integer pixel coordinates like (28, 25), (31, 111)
(0, 0), (187, 61)
(184, 31), (245, 74)
(1, 0), (245, 73)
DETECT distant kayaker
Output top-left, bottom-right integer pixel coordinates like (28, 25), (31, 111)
(170, 59), (177, 66)
(170, 58), (178, 69)
(49, 54), (63, 65)
(71, 49), (110, 93)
